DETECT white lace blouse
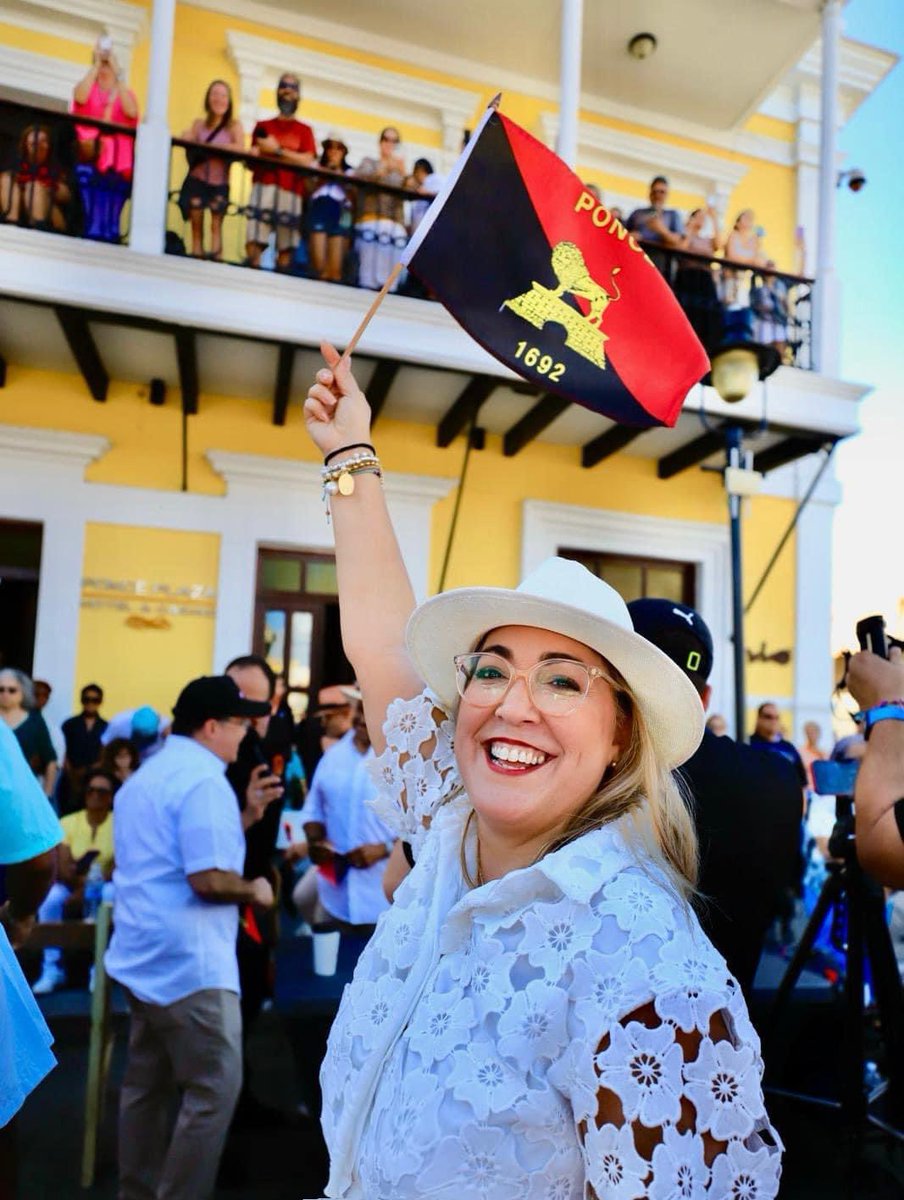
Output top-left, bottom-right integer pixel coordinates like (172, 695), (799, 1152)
(320, 691), (782, 1199)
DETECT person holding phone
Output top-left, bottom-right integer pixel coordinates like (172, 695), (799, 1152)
(32, 768), (119, 995)
(70, 35), (139, 241)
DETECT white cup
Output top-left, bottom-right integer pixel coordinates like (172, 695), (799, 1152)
(312, 929), (341, 976)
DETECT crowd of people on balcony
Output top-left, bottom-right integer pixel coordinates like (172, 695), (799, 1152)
(623, 176), (794, 359)
(0, 50), (802, 357)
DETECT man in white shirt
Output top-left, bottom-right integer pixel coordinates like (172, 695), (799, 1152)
(105, 675), (273, 1200)
(302, 698), (395, 935)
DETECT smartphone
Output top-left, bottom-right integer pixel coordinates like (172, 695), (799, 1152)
(75, 848), (101, 875)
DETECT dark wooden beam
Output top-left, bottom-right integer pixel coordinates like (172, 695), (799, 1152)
(657, 429), (726, 479)
(272, 343), (295, 426)
(503, 394), (571, 457)
(753, 436), (829, 475)
(55, 306), (108, 401)
(174, 328), (199, 415)
(437, 376), (497, 447)
(366, 359), (399, 425)
(581, 424), (644, 469)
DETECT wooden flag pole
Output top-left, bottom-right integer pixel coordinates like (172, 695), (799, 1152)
(336, 262), (404, 370)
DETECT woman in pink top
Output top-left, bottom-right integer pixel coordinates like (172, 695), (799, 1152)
(70, 37), (139, 241)
(179, 80), (245, 260)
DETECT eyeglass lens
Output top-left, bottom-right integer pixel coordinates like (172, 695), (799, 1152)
(455, 652), (596, 714)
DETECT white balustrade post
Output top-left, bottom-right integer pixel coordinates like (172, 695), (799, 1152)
(814, 0), (842, 376)
(556, 0), (583, 167)
(129, 0), (177, 254)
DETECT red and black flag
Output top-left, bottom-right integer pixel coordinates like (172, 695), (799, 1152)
(401, 102), (708, 428)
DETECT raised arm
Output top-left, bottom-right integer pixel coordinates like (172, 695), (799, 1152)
(304, 343), (426, 751)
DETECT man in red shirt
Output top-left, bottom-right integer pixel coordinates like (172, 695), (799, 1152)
(245, 74), (316, 271)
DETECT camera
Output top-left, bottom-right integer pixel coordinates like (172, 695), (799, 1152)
(856, 614), (904, 659)
(838, 168), (867, 192)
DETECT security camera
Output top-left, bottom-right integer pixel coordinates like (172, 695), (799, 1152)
(838, 168), (867, 192)
(847, 168), (866, 192)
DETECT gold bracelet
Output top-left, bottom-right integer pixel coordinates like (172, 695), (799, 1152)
(321, 458), (382, 522)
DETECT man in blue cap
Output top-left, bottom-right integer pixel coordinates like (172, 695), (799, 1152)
(100, 704), (165, 763)
(628, 598), (803, 996)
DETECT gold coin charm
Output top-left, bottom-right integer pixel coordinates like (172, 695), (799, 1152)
(337, 471), (355, 496)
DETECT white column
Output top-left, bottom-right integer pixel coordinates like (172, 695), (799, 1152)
(129, 0), (177, 254)
(556, 0), (583, 167)
(813, 0), (843, 376)
(31, 514), (86, 712)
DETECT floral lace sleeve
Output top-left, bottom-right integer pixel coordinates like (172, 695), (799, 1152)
(554, 896), (782, 1199)
(366, 690), (460, 854)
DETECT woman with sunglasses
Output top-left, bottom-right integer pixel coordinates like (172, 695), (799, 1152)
(32, 768), (119, 995)
(303, 348), (781, 1199)
(352, 126), (407, 291)
(0, 669), (57, 798)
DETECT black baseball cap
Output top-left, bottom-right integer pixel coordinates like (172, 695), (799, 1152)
(627, 598), (714, 695)
(172, 676), (270, 725)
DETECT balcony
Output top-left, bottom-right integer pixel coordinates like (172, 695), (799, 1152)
(0, 96), (862, 481)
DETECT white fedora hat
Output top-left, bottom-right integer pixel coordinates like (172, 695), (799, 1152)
(406, 557), (704, 769)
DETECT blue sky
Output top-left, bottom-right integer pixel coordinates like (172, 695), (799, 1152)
(831, 0), (903, 647)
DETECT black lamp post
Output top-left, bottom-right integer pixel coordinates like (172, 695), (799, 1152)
(705, 310), (781, 741)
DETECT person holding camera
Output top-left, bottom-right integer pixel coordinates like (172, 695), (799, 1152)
(849, 646), (904, 888)
(70, 35), (139, 241)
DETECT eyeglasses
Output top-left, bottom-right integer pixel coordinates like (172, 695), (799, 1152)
(453, 651), (617, 717)
(278, 81), (300, 91)
(0, 686), (21, 694)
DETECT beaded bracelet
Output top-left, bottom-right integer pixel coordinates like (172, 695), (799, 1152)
(321, 453), (381, 490)
(324, 442), (375, 467)
(321, 454), (383, 522)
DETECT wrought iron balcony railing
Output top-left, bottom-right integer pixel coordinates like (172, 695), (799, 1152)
(0, 99), (813, 372)
(0, 97), (136, 245)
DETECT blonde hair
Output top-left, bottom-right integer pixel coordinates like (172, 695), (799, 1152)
(460, 659), (699, 900)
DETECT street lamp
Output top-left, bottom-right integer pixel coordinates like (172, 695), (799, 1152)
(706, 315), (781, 741)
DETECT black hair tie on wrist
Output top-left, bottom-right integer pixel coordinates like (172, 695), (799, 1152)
(324, 442), (376, 466)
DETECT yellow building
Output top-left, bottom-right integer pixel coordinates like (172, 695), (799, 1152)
(0, 0), (895, 739)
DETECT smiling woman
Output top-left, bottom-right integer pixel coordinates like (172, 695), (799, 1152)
(302, 345), (782, 1199)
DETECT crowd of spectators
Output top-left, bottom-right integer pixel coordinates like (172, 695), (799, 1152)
(0, 49), (802, 355)
(624, 175), (794, 359)
(0, 654), (401, 1192)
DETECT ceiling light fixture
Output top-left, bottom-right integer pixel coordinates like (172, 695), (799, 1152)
(628, 32), (657, 60)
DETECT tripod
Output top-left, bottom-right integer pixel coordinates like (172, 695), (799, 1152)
(767, 793), (904, 1140)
